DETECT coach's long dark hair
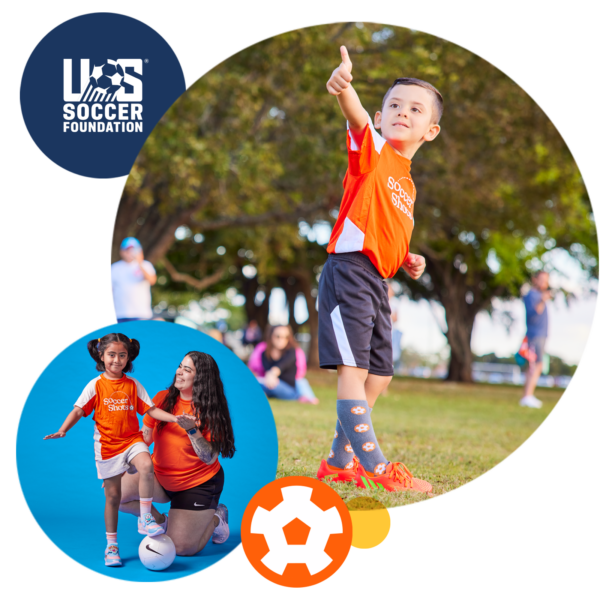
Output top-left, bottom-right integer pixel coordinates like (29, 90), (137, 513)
(158, 351), (235, 459)
(87, 333), (140, 373)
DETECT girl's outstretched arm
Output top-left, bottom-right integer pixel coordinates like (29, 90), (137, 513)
(44, 406), (85, 439)
(146, 406), (178, 424)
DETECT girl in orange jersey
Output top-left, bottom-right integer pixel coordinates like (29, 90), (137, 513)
(44, 333), (178, 567)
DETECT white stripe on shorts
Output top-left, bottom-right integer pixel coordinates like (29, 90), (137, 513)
(331, 305), (357, 367)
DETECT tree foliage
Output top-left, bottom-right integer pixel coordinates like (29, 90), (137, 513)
(114, 23), (596, 376)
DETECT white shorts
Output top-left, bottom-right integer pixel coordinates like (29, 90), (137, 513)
(95, 441), (150, 480)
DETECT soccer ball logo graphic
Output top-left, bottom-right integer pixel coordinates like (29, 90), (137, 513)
(362, 442), (376, 452)
(334, 431), (338, 439)
(351, 406), (366, 415)
(374, 463), (386, 475)
(328, 450), (334, 458)
(344, 461), (354, 470)
(251, 485), (343, 576)
(82, 59), (126, 102)
(344, 444), (353, 453)
(354, 424), (370, 433)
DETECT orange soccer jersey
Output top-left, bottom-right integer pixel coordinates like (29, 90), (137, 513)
(143, 390), (220, 492)
(75, 374), (154, 460)
(327, 120), (416, 278)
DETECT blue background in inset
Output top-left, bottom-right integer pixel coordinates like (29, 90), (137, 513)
(17, 321), (278, 581)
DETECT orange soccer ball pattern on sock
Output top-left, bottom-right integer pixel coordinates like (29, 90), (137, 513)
(362, 442), (376, 452)
(329, 450), (335, 458)
(344, 444), (353, 453)
(334, 431), (338, 438)
(374, 462), (387, 475)
(354, 423), (370, 433)
(351, 406), (367, 415)
(344, 461), (354, 470)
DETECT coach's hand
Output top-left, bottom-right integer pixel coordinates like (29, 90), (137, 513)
(326, 46), (353, 95)
(402, 253), (426, 280)
(176, 412), (198, 431)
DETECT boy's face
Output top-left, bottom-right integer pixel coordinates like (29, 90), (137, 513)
(374, 85), (440, 153)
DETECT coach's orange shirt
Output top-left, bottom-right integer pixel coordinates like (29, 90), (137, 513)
(143, 390), (221, 492)
(75, 374), (154, 460)
(327, 119), (416, 278)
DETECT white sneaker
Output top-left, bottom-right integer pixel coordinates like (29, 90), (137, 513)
(519, 395), (542, 408)
(212, 504), (229, 544)
(138, 512), (168, 535)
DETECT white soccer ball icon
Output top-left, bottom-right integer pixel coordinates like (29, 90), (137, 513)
(354, 424), (370, 433)
(350, 406), (366, 415)
(344, 444), (353, 453)
(362, 442), (376, 452)
(251, 485), (343, 576)
(344, 461), (354, 470)
(328, 450), (334, 459)
(139, 534), (176, 571)
(90, 59), (125, 90)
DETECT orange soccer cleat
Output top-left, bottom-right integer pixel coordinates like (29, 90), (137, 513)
(355, 462), (433, 494)
(317, 456), (359, 483)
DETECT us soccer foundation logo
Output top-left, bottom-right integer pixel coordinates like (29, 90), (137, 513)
(241, 477), (352, 587)
(63, 58), (143, 133)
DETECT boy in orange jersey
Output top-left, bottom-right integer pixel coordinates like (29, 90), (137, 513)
(317, 46), (442, 493)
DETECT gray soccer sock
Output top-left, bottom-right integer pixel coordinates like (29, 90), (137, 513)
(337, 399), (388, 475)
(327, 419), (355, 470)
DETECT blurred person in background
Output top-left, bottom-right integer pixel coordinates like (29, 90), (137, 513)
(242, 320), (262, 349)
(111, 237), (157, 323)
(249, 325), (319, 405)
(519, 270), (551, 408)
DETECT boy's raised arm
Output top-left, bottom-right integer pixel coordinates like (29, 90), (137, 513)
(326, 46), (369, 143)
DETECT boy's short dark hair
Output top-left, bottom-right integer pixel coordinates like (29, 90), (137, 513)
(382, 78), (444, 124)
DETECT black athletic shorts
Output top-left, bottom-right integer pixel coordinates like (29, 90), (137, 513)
(318, 252), (393, 376)
(163, 465), (224, 511)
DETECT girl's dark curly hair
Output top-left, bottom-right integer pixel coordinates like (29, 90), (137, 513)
(157, 352), (235, 459)
(87, 333), (140, 373)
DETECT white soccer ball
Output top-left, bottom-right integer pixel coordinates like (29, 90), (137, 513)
(139, 534), (176, 571)
(251, 485), (343, 576)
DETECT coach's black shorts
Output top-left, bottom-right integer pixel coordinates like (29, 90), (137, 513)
(318, 252), (393, 376)
(162, 465), (224, 511)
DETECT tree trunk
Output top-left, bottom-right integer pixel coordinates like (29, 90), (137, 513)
(241, 276), (272, 334)
(294, 271), (319, 369)
(422, 254), (483, 382)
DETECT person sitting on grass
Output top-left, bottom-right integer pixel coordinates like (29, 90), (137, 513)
(248, 325), (319, 405)
(316, 46), (442, 493)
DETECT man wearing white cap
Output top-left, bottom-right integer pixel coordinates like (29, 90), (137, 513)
(111, 237), (157, 323)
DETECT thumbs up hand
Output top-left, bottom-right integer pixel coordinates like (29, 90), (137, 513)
(326, 46), (354, 95)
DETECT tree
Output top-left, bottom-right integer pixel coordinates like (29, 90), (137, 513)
(114, 23), (596, 379)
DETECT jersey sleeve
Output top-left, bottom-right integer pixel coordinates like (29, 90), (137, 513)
(131, 378), (155, 416)
(143, 390), (167, 428)
(346, 116), (386, 176)
(74, 378), (99, 417)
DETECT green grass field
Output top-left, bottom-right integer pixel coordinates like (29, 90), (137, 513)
(269, 371), (563, 507)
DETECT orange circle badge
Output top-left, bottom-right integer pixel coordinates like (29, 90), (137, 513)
(241, 476), (353, 587)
